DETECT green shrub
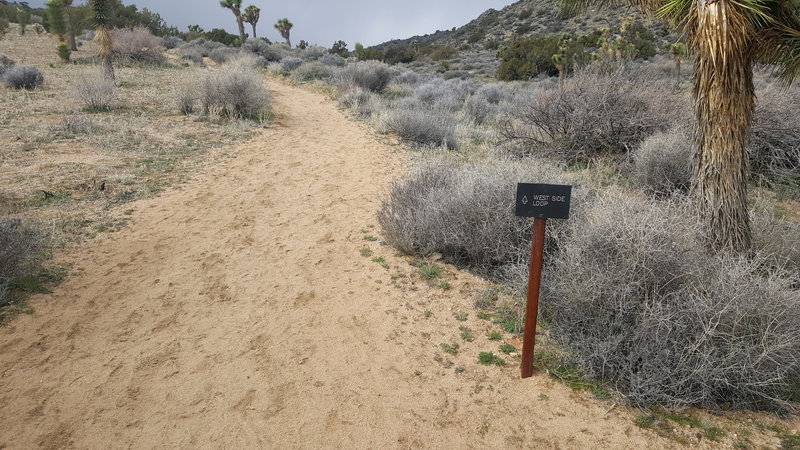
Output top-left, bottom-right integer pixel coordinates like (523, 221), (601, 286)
(496, 35), (586, 80)
(56, 42), (70, 62)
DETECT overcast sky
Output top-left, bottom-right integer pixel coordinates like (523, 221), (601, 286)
(26, 0), (516, 47)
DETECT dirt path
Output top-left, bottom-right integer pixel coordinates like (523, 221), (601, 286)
(0, 79), (675, 449)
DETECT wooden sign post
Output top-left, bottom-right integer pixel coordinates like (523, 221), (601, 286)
(515, 183), (572, 379)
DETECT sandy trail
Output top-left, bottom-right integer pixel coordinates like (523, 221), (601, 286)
(1, 79), (671, 449)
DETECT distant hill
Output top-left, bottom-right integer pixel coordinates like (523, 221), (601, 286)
(374, 0), (676, 51)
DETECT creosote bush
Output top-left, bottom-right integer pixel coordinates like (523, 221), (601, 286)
(544, 190), (800, 411)
(3, 66), (43, 90)
(74, 70), (115, 111)
(633, 127), (692, 196)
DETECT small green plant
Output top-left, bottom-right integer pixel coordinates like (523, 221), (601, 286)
(440, 343), (459, 355)
(363, 235), (378, 241)
(436, 281), (451, 290)
(371, 257), (389, 269)
(478, 352), (505, 366)
(487, 331), (502, 341)
(423, 310), (432, 319)
(459, 326), (474, 342)
(359, 247), (372, 257)
(476, 311), (491, 321)
(417, 263), (443, 279)
(56, 42), (71, 62)
(454, 366), (465, 374)
(453, 312), (468, 321)
(538, 393), (549, 401)
(499, 343), (515, 354)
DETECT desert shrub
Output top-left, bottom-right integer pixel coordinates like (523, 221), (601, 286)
(56, 43), (71, 63)
(3, 66), (43, 90)
(183, 38), (225, 57)
(74, 70), (115, 111)
(475, 83), (503, 104)
(379, 156), (571, 280)
(395, 70), (420, 85)
(162, 35), (184, 49)
(299, 45), (327, 61)
(179, 47), (204, 65)
(338, 87), (380, 118)
(60, 115), (95, 134)
(337, 60), (392, 93)
(381, 101), (459, 149)
(319, 53), (346, 67)
(280, 56), (303, 72)
(291, 61), (334, 82)
(463, 94), (498, 125)
(633, 127), (693, 195)
(545, 190), (800, 410)
(247, 42), (291, 62)
(191, 60), (269, 120)
(243, 38), (269, 55)
(112, 27), (166, 64)
(0, 218), (42, 308)
(500, 67), (689, 162)
(208, 46), (238, 64)
(497, 35), (588, 80)
(751, 210), (800, 272)
(749, 84), (800, 193)
(0, 17), (8, 38)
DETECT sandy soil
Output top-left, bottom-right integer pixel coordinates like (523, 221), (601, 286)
(0, 79), (743, 449)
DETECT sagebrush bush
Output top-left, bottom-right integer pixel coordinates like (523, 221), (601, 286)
(74, 70), (115, 111)
(633, 127), (693, 195)
(291, 61), (334, 82)
(319, 53), (346, 67)
(209, 47), (238, 64)
(464, 94), (498, 125)
(500, 67), (689, 162)
(338, 87), (380, 118)
(544, 190), (800, 411)
(182, 38), (225, 57)
(179, 48), (204, 65)
(280, 56), (303, 72)
(379, 156), (571, 280)
(112, 27), (166, 64)
(0, 218), (42, 308)
(749, 83), (800, 193)
(337, 61), (393, 93)
(243, 38), (270, 56)
(381, 101), (459, 149)
(395, 70), (421, 85)
(162, 35), (184, 49)
(186, 60), (269, 120)
(3, 66), (43, 89)
(299, 45), (326, 61)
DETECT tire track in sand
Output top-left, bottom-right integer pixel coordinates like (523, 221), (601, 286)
(0, 79), (679, 449)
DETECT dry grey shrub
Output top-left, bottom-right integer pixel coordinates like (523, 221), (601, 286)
(0, 218), (42, 308)
(500, 67), (690, 162)
(394, 70), (421, 85)
(633, 127), (693, 196)
(464, 94), (498, 125)
(182, 39), (225, 57)
(378, 155), (572, 280)
(336, 61), (393, 93)
(3, 66), (43, 90)
(298, 45), (326, 61)
(280, 56), (303, 72)
(60, 115), (95, 135)
(183, 58), (269, 120)
(74, 70), (115, 110)
(209, 47), (239, 64)
(544, 190), (800, 410)
(291, 61), (334, 82)
(381, 98), (460, 149)
(319, 53), (346, 67)
(749, 83), (800, 193)
(112, 27), (166, 64)
(337, 87), (380, 118)
(179, 48), (204, 65)
(0, 55), (14, 76)
(162, 36), (184, 49)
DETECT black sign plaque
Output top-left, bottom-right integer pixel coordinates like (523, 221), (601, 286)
(515, 183), (572, 219)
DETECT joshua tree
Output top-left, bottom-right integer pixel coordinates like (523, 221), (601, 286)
(297, 39), (308, 50)
(16, 8), (29, 35)
(274, 18), (292, 47)
(90, 0), (114, 81)
(552, 53), (566, 82)
(220, 0), (246, 46)
(669, 41), (687, 81)
(564, 0), (800, 254)
(243, 5), (260, 39)
(46, 0), (70, 61)
(64, 0), (83, 51)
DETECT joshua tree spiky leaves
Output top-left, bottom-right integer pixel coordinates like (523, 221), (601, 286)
(563, 0), (800, 254)
(219, 0), (246, 46)
(243, 5), (260, 39)
(274, 18), (292, 47)
(90, 0), (114, 81)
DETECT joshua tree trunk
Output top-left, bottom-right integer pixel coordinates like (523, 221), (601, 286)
(674, 54), (681, 81)
(237, 17), (246, 45)
(250, 23), (256, 38)
(691, 0), (753, 253)
(95, 24), (115, 81)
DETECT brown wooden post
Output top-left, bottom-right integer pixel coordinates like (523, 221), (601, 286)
(521, 217), (547, 379)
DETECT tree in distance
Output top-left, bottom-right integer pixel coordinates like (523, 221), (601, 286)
(243, 5), (260, 38)
(219, 0), (246, 46)
(274, 17), (292, 47)
(562, 0), (800, 254)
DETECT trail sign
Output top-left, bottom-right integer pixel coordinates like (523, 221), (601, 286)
(515, 183), (572, 379)
(515, 183), (572, 219)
